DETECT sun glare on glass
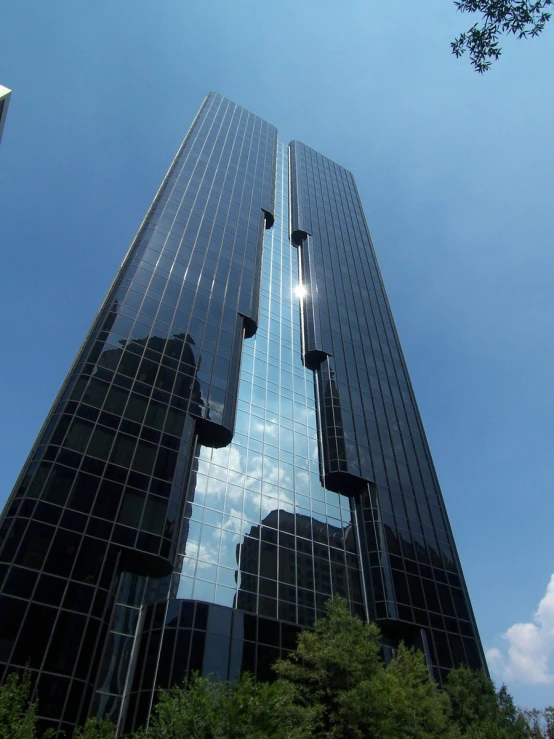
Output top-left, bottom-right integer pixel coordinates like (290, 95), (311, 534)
(294, 284), (307, 299)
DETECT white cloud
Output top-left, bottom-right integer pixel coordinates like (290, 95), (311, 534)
(486, 574), (554, 684)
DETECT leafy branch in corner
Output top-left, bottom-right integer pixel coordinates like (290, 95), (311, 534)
(451, 0), (552, 72)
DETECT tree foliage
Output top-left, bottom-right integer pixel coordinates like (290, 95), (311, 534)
(272, 597), (450, 738)
(2, 599), (554, 738)
(74, 718), (117, 739)
(451, 0), (552, 72)
(138, 599), (552, 739)
(443, 665), (530, 738)
(0, 671), (43, 739)
(136, 671), (310, 739)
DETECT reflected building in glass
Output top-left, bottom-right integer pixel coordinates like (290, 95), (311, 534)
(0, 93), (486, 734)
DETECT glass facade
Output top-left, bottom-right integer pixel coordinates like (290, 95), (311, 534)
(290, 140), (485, 676)
(176, 144), (365, 625)
(0, 94), (486, 735)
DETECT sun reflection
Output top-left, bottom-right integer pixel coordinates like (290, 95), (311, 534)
(294, 284), (307, 299)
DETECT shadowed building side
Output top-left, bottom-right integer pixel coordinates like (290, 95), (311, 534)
(0, 92), (277, 734)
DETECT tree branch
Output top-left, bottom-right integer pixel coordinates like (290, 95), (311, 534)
(451, 0), (552, 72)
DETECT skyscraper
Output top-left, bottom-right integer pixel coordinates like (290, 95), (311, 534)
(0, 93), (486, 735)
(0, 85), (11, 145)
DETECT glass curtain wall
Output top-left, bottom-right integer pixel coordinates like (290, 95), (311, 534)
(118, 141), (367, 734)
(176, 143), (365, 626)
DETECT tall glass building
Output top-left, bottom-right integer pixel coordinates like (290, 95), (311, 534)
(0, 93), (486, 734)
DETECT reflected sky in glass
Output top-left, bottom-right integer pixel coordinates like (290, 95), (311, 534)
(176, 144), (363, 624)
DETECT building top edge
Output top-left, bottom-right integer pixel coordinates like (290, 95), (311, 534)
(206, 91), (277, 134)
(289, 140), (355, 179)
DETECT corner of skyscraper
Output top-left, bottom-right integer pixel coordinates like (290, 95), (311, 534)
(0, 85), (12, 145)
(0, 92), (487, 735)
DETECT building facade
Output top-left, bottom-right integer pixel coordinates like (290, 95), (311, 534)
(0, 93), (486, 735)
(0, 85), (11, 146)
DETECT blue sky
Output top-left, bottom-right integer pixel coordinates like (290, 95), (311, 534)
(1, 0), (554, 709)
